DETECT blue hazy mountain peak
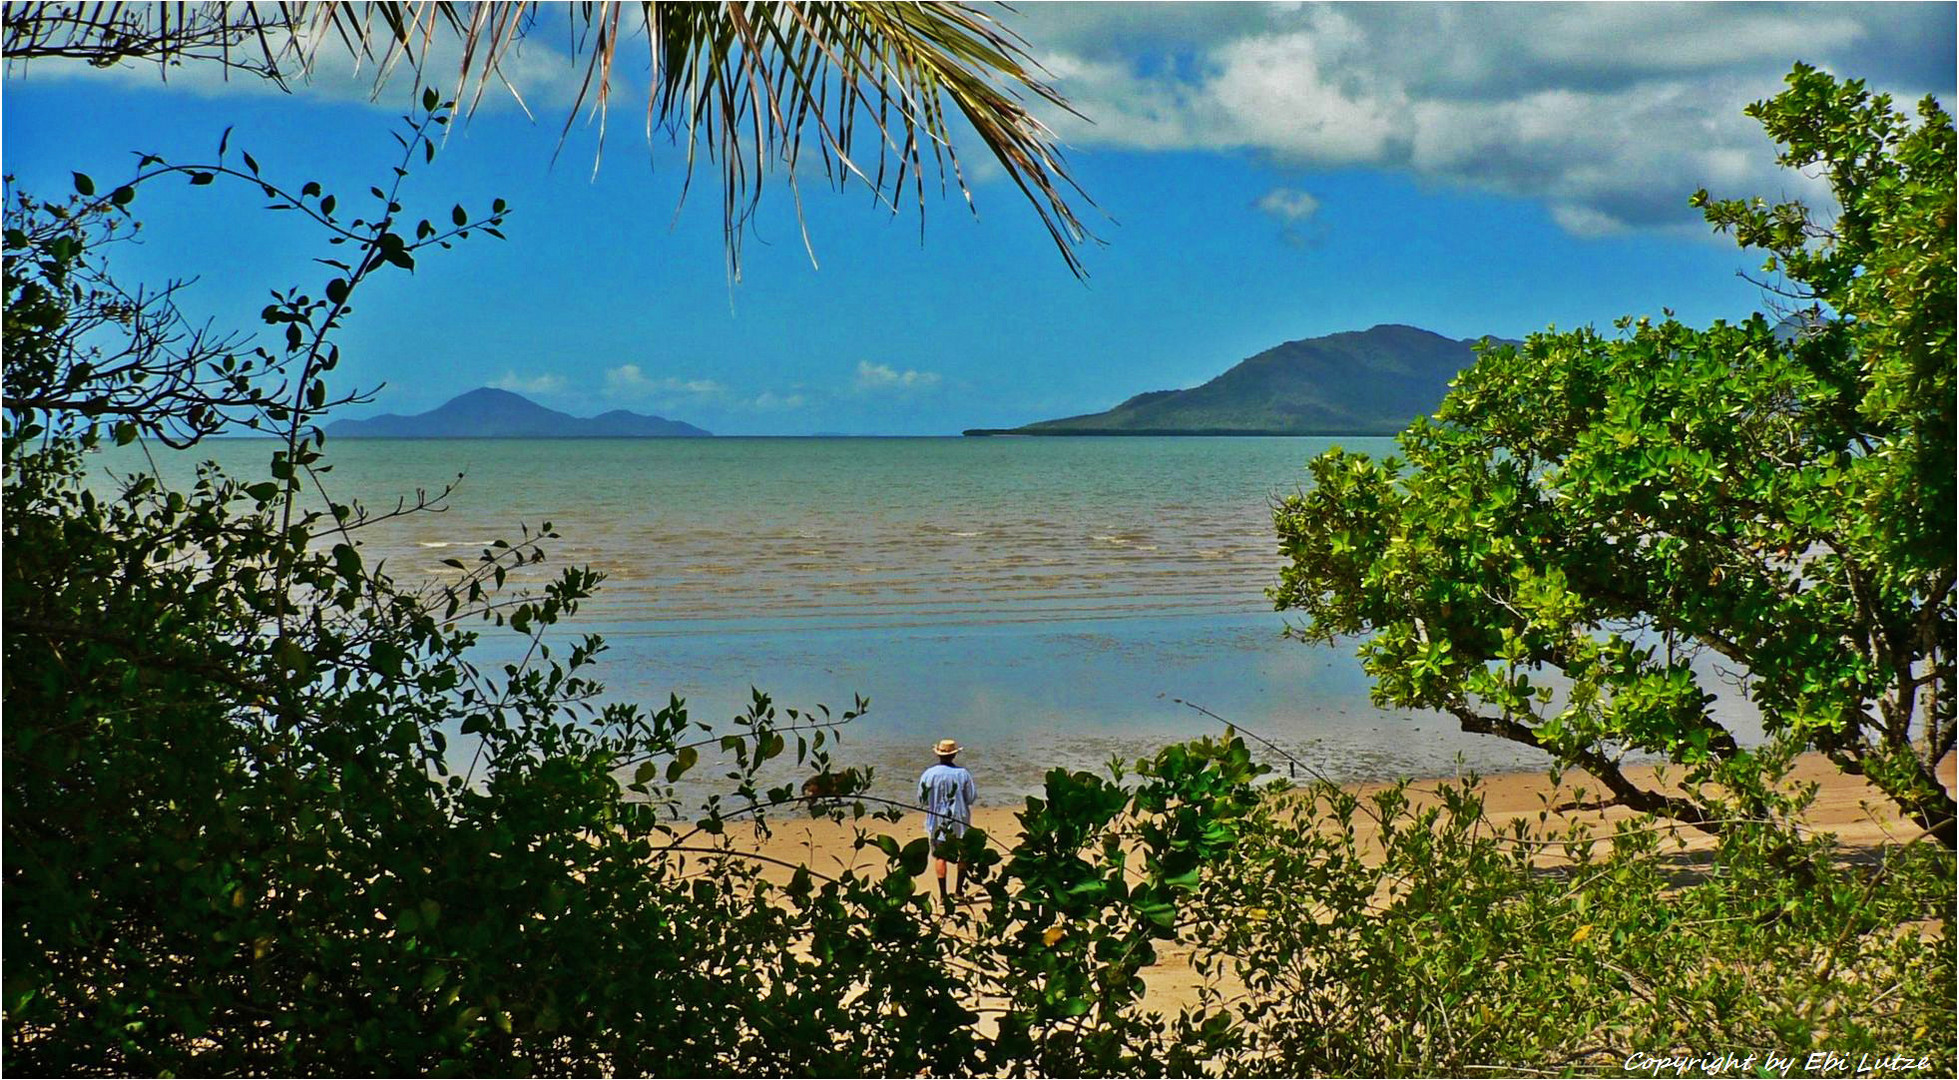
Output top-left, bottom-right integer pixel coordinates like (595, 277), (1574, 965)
(967, 324), (1506, 436)
(326, 387), (711, 438)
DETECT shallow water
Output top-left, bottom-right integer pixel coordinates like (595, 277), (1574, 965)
(93, 435), (1728, 799)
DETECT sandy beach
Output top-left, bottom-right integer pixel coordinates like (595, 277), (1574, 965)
(730, 751), (1955, 1014)
(749, 752), (1954, 876)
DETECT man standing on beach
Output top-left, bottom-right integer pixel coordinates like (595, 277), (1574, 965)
(919, 738), (977, 908)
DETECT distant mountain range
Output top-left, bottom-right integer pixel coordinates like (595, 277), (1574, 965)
(326, 387), (711, 438)
(966, 324), (1501, 436)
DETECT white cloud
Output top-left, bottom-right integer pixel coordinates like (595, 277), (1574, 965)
(489, 370), (566, 396)
(749, 390), (807, 411)
(1521, 6), (1865, 74)
(1548, 204), (1627, 239)
(603, 364), (805, 412)
(3, 13), (624, 118)
(854, 360), (941, 391)
(21, 4), (1942, 239)
(1257, 187), (1320, 223)
(1016, 2), (1949, 236)
(604, 364), (726, 399)
(1203, 26), (1408, 165)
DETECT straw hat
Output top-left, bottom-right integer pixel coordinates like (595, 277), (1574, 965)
(934, 738), (962, 756)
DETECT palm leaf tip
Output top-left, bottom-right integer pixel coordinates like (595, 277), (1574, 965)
(4, 0), (1098, 276)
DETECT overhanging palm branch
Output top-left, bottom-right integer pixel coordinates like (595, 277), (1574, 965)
(2, 1), (1093, 275)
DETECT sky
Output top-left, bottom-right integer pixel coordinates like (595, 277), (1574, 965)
(3, 2), (1953, 436)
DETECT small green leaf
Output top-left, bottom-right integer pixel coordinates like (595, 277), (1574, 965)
(899, 837), (930, 875)
(1162, 867), (1202, 891)
(332, 543), (362, 582)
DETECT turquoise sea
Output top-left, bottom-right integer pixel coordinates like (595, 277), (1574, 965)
(96, 435), (1573, 798)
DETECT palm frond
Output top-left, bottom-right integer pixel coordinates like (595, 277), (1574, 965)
(2, 1), (1095, 276)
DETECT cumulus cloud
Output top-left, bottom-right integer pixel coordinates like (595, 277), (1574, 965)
(4, 15), (622, 116)
(1257, 187), (1320, 223)
(489, 370), (566, 396)
(1548, 204), (1629, 239)
(601, 364), (809, 412)
(854, 360), (942, 391)
(749, 390), (808, 411)
(604, 364), (726, 399)
(1015, 2), (1952, 235)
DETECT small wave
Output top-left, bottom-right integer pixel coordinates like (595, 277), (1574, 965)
(951, 530), (981, 538)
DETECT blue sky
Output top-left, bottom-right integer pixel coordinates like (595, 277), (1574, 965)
(4, 2), (1953, 435)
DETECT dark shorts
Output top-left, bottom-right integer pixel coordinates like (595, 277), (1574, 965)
(929, 828), (967, 860)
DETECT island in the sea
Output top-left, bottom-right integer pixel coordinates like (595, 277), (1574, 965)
(965, 324), (1500, 436)
(326, 387), (711, 438)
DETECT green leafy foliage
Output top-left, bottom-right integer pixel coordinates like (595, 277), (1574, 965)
(2, 112), (1272, 1069)
(13, 62), (1948, 1080)
(959, 735), (1267, 1075)
(1188, 773), (1955, 1076)
(1272, 65), (1955, 844)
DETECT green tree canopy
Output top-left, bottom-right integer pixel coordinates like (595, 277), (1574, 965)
(2, 109), (1262, 1071)
(1272, 64), (1955, 846)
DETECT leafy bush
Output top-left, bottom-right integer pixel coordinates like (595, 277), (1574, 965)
(2, 100), (1270, 1075)
(9, 72), (1949, 1080)
(1187, 768), (1956, 1077)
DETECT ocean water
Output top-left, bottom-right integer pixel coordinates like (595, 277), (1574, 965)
(92, 435), (1573, 798)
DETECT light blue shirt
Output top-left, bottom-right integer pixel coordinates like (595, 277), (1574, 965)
(918, 763), (976, 841)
